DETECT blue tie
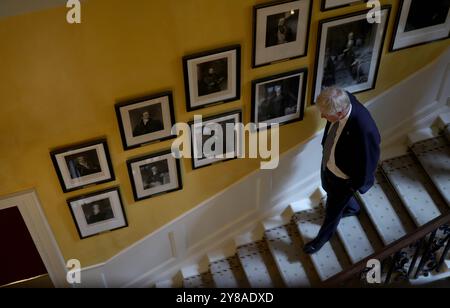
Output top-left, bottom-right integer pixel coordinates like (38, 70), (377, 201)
(322, 122), (339, 171)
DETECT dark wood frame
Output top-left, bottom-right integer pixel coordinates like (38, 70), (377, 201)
(115, 91), (176, 150)
(251, 68), (307, 130)
(189, 110), (242, 170)
(127, 149), (183, 202)
(50, 139), (115, 193)
(67, 187), (128, 239)
(389, 0), (450, 52)
(320, 0), (366, 12)
(252, 0), (313, 68)
(183, 45), (241, 111)
(311, 5), (391, 104)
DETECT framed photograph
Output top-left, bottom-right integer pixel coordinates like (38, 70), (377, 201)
(183, 45), (241, 111)
(390, 0), (450, 52)
(190, 110), (242, 169)
(127, 150), (183, 201)
(51, 139), (115, 193)
(115, 91), (176, 150)
(67, 187), (128, 239)
(321, 0), (365, 11)
(251, 68), (307, 129)
(253, 0), (312, 67)
(312, 6), (391, 103)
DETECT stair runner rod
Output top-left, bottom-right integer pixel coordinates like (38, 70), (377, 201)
(323, 212), (450, 287)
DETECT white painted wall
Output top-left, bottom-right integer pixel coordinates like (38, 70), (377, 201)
(77, 46), (450, 288)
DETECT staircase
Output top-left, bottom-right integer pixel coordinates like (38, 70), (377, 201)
(180, 113), (450, 288)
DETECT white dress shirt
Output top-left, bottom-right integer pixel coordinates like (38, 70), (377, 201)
(326, 104), (352, 179)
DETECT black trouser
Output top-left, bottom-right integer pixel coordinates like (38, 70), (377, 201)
(313, 168), (360, 245)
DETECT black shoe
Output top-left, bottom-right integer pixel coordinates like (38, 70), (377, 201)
(303, 240), (326, 254)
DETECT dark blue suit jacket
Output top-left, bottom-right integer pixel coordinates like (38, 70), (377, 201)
(321, 92), (381, 194)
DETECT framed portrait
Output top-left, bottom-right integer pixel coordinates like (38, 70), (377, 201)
(115, 91), (176, 150)
(312, 6), (391, 103)
(190, 110), (242, 169)
(251, 68), (307, 130)
(252, 0), (312, 68)
(51, 139), (115, 193)
(390, 0), (450, 52)
(321, 0), (365, 11)
(67, 187), (128, 239)
(183, 45), (241, 111)
(127, 150), (183, 201)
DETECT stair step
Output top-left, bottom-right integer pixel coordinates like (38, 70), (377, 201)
(328, 202), (375, 263)
(437, 111), (450, 130)
(407, 127), (437, 146)
(293, 206), (343, 281)
(410, 269), (450, 286)
(264, 224), (310, 287)
(237, 240), (284, 288)
(183, 272), (215, 288)
(209, 255), (249, 288)
(357, 170), (408, 245)
(411, 136), (450, 205)
(381, 154), (442, 226)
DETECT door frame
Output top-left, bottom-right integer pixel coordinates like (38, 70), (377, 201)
(0, 189), (68, 288)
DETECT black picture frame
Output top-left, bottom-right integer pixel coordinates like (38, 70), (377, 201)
(252, 0), (312, 68)
(311, 6), (391, 104)
(50, 139), (115, 193)
(127, 149), (183, 201)
(390, 0), (450, 52)
(251, 68), (307, 130)
(115, 91), (176, 150)
(183, 45), (241, 111)
(189, 110), (242, 170)
(320, 0), (366, 12)
(67, 187), (128, 239)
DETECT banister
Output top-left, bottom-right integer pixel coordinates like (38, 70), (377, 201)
(323, 211), (450, 287)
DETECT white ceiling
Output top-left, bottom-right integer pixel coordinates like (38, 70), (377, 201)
(0, 0), (71, 20)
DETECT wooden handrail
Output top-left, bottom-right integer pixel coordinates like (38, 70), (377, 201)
(322, 211), (450, 287)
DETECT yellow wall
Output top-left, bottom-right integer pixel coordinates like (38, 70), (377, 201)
(0, 0), (448, 266)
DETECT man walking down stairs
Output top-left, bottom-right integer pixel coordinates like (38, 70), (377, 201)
(303, 87), (381, 255)
(180, 108), (450, 288)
